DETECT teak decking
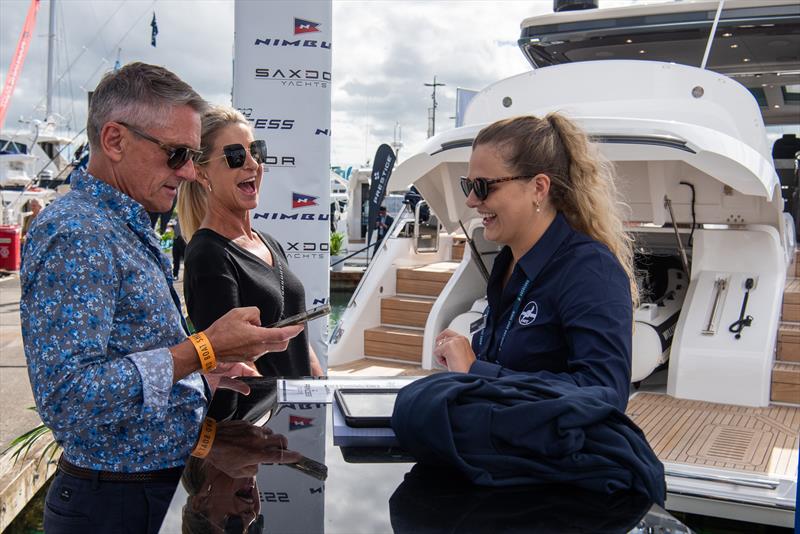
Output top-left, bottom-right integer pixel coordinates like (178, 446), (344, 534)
(627, 393), (799, 478)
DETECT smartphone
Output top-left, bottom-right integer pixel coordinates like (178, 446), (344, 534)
(269, 305), (331, 328)
(284, 454), (329, 481)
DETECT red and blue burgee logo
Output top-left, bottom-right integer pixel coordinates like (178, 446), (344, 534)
(294, 18), (320, 34)
(289, 415), (314, 431)
(292, 192), (318, 208)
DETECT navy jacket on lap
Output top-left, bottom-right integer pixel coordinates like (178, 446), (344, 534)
(391, 373), (665, 505)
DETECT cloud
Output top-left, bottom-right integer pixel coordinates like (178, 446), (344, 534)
(1, 0), (640, 165)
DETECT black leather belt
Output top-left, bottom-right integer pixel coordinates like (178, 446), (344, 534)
(58, 457), (183, 483)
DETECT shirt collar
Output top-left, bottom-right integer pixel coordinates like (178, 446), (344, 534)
(71, 169), (152, 231)
(517, 211), (573, 283)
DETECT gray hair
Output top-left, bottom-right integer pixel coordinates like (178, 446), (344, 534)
(87, 62), (207, 150)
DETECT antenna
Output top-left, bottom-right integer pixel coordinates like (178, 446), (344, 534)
(424, 76), (445, 138)
(701, 0), (726, 69)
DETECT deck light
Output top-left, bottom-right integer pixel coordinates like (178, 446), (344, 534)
(743, 58), (750, 62)
(626, 38), (633, 43)
(730, 44), (738, 48)
(722, 32), (733, 37)
(639, 50), (646, 54)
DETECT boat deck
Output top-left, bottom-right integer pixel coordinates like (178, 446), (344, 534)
(627, 393), (799, 478)
(328, 358), (439, 377)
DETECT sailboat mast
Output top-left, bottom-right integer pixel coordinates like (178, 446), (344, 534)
(45, 0), (56, 120)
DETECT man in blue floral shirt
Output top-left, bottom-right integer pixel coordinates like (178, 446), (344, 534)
(20, 62), (302, 534)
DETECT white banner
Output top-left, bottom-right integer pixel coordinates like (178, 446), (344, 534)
(234, 2), (332, 530)
(259, 404), (327, 533)
(233, 1), (332, 371)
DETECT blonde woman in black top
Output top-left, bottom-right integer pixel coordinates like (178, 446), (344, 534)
(179, 106), (322, 388)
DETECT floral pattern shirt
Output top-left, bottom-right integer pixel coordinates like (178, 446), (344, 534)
(20, 170), (207, 471)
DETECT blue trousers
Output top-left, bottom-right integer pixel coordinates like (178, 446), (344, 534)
(44, 470), (178, 534)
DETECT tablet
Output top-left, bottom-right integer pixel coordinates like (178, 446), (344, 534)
(334, 388), (399, 428)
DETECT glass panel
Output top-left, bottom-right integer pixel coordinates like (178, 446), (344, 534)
(414, 201), (439, 253)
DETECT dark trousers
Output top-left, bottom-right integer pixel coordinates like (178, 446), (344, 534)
(172, 235), (186, 278)
(44, 470), (179, 534)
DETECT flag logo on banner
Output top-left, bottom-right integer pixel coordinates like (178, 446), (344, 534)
(294, 18), (320, 34)
(292, 192), (318, 208)
(289, 415), (314, 431)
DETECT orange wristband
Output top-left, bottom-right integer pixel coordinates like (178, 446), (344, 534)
(191, 417), (217, 458)
(189, 332), (216, 373)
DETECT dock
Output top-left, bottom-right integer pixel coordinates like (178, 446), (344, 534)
(0, 273), (52, 531)
(330, 267), (364, 290)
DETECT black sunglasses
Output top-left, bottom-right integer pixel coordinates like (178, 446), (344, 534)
(203, 141), (268, 168)
(459, 175), (530, 201)
(117, 122), (202, 170)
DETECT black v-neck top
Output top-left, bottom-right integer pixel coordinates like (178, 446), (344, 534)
(184, 228), (311, 378)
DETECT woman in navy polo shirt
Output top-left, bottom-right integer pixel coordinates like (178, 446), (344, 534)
(433, 114), (638, 410)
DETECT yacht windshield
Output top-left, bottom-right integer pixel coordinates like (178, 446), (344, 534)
(519, 2), (800, 125)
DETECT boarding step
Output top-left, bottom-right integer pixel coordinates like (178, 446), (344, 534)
(782, 278), (800, 322)
(381, 295), (436, 328)
(771, 361), (800, 404)
(452, 239), (466, 261)
(396, 262), (459, 297)
(364, 325), (423, 363)
(777, 322), (800, 362)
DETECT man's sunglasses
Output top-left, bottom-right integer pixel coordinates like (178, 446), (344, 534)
(117, 122), (202, 170)
(202, 141), (268, 168)
(459, 175), (530, 201)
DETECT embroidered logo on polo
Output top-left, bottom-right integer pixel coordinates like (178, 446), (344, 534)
(519, 301), (538, 325)
(289, 415), (314, 430)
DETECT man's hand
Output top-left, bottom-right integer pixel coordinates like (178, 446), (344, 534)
(205, 362), (261, 395)
(205, 421), (302, 479)
(171, 307), (303, 382)
(204, 307), (303, 362)
(433, 329), (476, 373)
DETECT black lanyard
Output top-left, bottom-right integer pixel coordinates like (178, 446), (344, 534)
(479, 278), (532, 361)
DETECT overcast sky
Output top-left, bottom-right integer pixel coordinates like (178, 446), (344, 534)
(1, 0), (644, 166)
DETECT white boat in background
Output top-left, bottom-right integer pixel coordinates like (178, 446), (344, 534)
(330, 170), (349, 234)
(329, 0), (799, 527)
(0, 123), (75, 225)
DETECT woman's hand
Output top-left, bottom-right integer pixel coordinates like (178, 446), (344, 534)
(433, 329), (476, 373)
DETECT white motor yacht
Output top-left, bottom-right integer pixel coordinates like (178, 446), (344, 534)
(329, 0), (799, 527)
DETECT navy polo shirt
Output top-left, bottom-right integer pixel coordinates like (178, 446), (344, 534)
(470, 212), (632, 410)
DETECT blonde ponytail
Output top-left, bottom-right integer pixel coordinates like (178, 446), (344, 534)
(545, 113), (638, 307)
(177, 181), (207, 242)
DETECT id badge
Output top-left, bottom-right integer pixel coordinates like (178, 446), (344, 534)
(469, 315), (487, 335)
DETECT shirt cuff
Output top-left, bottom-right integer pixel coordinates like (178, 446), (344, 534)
(128, 348), (174, 420)
(469, 359), (503, 378)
